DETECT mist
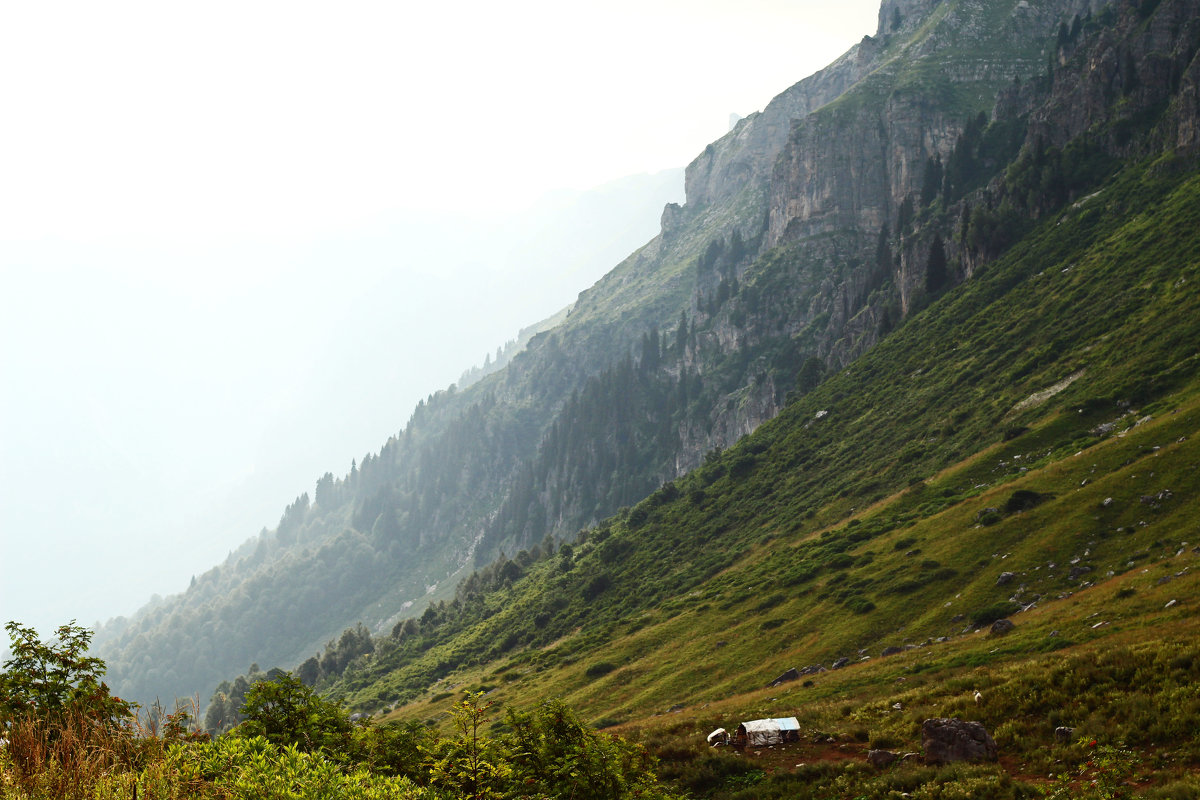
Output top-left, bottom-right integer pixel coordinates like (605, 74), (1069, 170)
(0, 0), (881, 639)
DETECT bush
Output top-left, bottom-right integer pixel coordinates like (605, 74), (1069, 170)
(970, 601), (1021, 628)
(234, 672), (354, 755)
(585, 662), (618, 680)
(0, 621), (134, 727)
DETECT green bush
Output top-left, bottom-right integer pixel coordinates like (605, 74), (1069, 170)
(586, 662), (618, 679)
(970, 602), (1020, 627)
(234, 673), (355, 756)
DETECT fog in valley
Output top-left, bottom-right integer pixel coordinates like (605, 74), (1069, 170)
(0, 0), (879, 640)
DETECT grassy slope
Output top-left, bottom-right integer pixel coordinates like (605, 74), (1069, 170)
(326, 151), (1200, 795)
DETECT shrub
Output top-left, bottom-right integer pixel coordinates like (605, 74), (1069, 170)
(970, 601), (1021, 627)
(585, 662), (618, 680)
(235, 672), (354, 755)
(0, 621), (134, 727)
(1004, 489), (1048, 513)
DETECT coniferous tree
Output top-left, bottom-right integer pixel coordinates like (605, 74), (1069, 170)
(926, 233), (949, 294)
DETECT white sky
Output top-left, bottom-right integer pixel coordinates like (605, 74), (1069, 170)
(0, 0), (880, 638)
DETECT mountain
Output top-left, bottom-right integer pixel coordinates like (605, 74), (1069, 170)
(256, 3), (1200, 795)
(96, 0), (1199, 732)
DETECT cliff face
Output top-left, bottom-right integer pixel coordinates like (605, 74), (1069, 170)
(682, 38), (886, 213)
(767, 0), (1096, 251)
(1029, 0), (1200, 153)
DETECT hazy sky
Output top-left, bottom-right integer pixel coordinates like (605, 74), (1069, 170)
(0, 0), (880, 638)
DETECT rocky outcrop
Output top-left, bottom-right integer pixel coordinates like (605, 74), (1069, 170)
(1029, 0), (1200, 155)
(989, 618), (1016, 635)
(921, 718), (999, 763)
(683, 37), (888, 213)
(766, 0), (1098, 254)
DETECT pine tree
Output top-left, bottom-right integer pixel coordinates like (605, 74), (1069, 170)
(926, 233), (949, 294)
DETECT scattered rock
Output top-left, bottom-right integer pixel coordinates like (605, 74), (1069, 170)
(976, 507), (1001, 524)
(668, 704), (685, 713)
(1102, 497), (1114, 507)
(990, 619), (1015, 636)
(881, 646), (904, 657)
(950, 614), (966, 623)
(831, 657), (850, 669)
(997, 571), (1016, 586)
(769, 667), (800, 687)
(1165, 599), (1178, 609)
(921, 718), (999, 764)
(868, 749), (899, 769)
(1054, 726), (1074, 743)
(1069, 565), (1092, 581)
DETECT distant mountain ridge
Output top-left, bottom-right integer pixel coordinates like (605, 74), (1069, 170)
(93, 0), (1195, 713)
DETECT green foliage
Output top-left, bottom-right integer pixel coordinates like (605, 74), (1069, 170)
(970, 602), (1021, 628)
(425, 692), (509, 800)
(504, 698), (678, 800)
(0, 621), (133, 728)
(169, 735), (443, 800)
(235, 672), (354, 755)
(1042, 743), (1137, 800)
(1, 645), (673, 799)
(586, 661), (619, 680)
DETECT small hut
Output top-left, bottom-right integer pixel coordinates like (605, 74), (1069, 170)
(733, 717), (801, 747)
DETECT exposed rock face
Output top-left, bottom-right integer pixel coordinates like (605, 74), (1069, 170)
(767, 92), (959, 249)
(683, 38), (888, 213)
(763, 0), (1102, 313)
(921, 718), (999, 763)
(990, 618), (1016, 635)
(1029, 0), (1200, 156)
(769, 667), (800, 687)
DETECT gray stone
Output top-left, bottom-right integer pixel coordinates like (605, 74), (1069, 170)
(769, 667), (800, 687)
(868, 749), (899, 769)
(881, 646), (904, 657)
(1054, 726), (1074, 743)
(989, 618), (1016, 636)
(1069, 565), (1092, 580)
(921, 718), (998, 764)
(831, 657), (850, 669)
(997, 571), (1016, 586)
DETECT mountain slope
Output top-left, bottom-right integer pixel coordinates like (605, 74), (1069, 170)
(284, 9), (1200, 791)
(96, 0), (1146, 709)
(321, 149), (1200, 714)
